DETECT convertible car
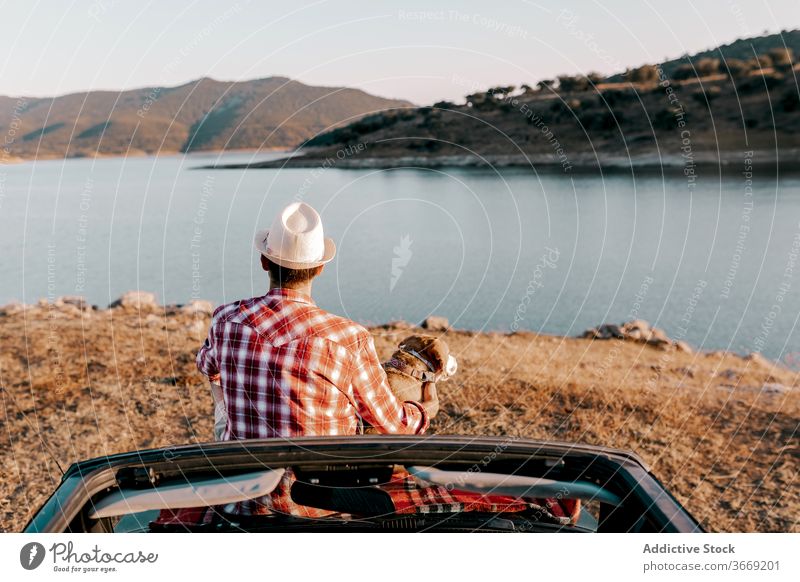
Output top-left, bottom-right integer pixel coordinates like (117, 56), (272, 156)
(25, 435), (702, 533)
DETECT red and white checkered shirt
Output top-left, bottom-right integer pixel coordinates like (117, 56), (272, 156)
(196, 288), (429, 517)
(196, 287), (428, 440)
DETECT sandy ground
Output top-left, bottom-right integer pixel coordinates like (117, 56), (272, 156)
(0, 300), (797, 532)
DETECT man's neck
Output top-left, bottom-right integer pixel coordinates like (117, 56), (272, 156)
(269, 281), (314, 297)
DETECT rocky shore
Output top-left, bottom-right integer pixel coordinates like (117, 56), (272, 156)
(0, 292), (797, 532)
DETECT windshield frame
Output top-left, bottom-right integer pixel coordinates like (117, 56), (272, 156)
(24, 435), (702, 533)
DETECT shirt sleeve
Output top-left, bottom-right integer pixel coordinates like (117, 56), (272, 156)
(196, 323), (221, 382)
(350, 332), (428, 435)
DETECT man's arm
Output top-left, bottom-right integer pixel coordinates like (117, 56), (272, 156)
(196, 326), (219, 379)
(197, 322), (226, 440)
(349, 333), (438, 434)
(210, 381), (227, 441)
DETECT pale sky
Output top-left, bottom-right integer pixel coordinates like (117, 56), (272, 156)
(1, 0), (798, 104)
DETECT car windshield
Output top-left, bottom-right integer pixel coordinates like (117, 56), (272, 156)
(100, 464), (603, 533)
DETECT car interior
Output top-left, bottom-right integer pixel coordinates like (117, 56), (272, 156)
(62, 454), (674, 533)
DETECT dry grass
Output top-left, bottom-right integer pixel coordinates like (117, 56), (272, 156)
(0, 304), (797, 532)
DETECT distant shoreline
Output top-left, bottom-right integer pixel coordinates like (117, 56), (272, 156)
(0, 147), (294, 165)
(5, 148), (800, 171)
(199, 148), (800, 173)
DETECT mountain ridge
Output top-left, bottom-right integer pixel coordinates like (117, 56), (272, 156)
(0, 76), (412, 160)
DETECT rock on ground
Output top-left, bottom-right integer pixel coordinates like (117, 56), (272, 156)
(181, 300), (215, 316)
(421, 316), (449, 331)
(109, 291), (158, 310)
(582, 319), (691, 351)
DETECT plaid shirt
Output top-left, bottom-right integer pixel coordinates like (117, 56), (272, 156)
(196, 288), (428, 440)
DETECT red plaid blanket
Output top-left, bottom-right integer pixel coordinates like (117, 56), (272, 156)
(383, 470), (580, 524)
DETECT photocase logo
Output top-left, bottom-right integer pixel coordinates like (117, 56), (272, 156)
(20, 542), (46, 570)
(390, 234), (413, 291)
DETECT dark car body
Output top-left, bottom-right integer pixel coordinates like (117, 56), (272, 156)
(25, 435), (702, 533)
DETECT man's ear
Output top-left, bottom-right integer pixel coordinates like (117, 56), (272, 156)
(260, 255), (270, 272)
(315, 265), (324, 277)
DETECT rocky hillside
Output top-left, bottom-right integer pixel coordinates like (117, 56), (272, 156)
(0, 293), (797, 532)
(222, 31), (800, 170)
(0, 77), (410, 160)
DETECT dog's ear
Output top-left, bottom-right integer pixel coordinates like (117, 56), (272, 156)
(399, 335), (437, 357)
(422, 339), (449, 373)
(399, 335), (449, 373)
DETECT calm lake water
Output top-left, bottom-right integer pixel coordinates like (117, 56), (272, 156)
(2, 152), (799, 362)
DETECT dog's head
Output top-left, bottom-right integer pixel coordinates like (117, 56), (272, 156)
(398, 334), (458, 380)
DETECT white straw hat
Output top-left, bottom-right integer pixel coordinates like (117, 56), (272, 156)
(254, 202), (336, 269)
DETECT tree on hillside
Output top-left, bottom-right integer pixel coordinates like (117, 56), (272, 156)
(557, 75), (590, 92)
(695, 57), (721, 76)
(465, 91), (494, 110)
(465, 92), (485, 107)
(537, 79), (555, 91)
(672, 63), (696, 80)
(587, 72), (605, 84)
(625, 65), (658, 84)
(488, 85), (516, 99)
(768, 47), (795, 71)
(725, 58), (753, 79)
(752, 54), (772, 70)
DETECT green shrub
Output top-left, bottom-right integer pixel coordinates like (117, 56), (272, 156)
(695, 57), (721, 76)
(672, 64), (696, 80)
(653, 109), (675, 130)
(579, 110), (618, 131)
(764, 73), (786, 89)
(767, 47), (794, 70)
(557, 75), (590, 92)
(725, 58), (752, 79)
(602, 89), (636, 105)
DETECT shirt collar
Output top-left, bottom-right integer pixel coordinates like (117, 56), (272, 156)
(264, 287), (316, 306)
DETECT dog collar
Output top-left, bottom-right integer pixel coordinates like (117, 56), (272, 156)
(385, 357), (438, 383)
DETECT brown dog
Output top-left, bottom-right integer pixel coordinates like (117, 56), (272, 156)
(363, 334), (456, 434)
(382, 334), (458, 403)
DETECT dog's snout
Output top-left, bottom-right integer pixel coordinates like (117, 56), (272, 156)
(445, 355), (458, 377)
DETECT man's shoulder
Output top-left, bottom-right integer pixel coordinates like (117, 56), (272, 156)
(207, 296), (371, 348)
(209, 296), (259, 324)
(303, 307), (371, 347)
